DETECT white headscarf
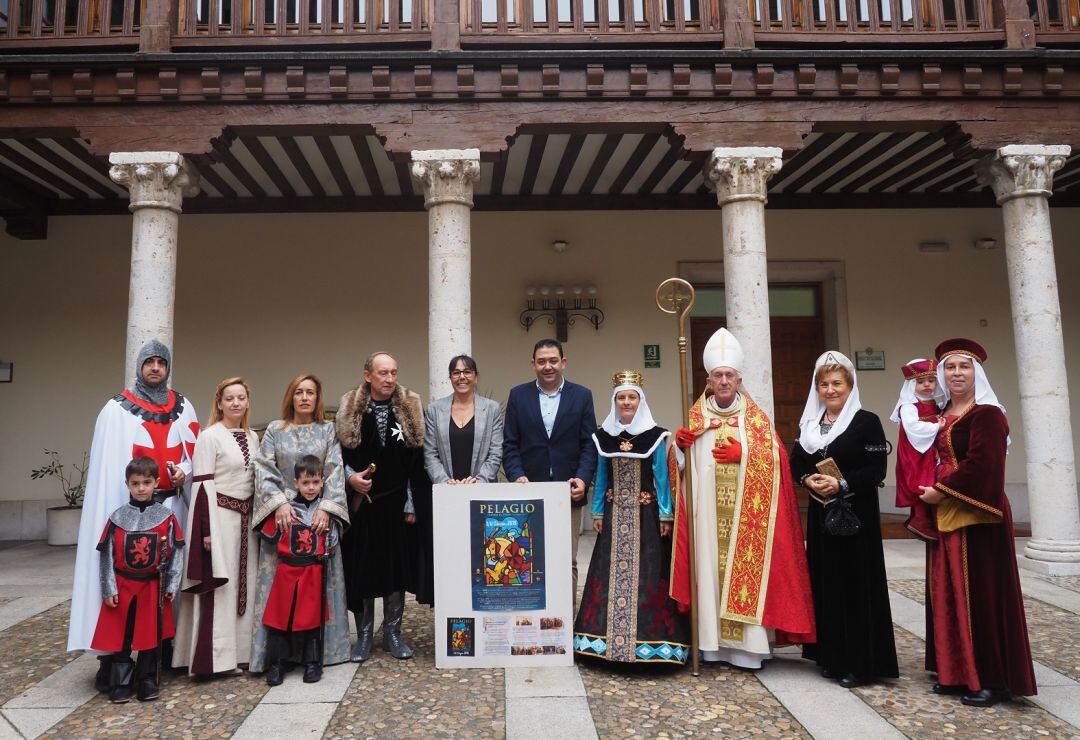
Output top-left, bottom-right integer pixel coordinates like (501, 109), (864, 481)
(798, 350), (862, 454)
(889, 358), (946, 424)
(935, 353), (1006, 414)
(601, 384), (658, 436)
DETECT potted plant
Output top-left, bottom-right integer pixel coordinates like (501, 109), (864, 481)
(31, 449), (88, 546)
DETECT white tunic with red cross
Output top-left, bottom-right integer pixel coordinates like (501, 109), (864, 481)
(68, 389), (199, 652)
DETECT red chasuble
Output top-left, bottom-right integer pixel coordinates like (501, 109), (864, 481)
(928, 406), (1036, 696)
(669, 393), (816, 645)
(91, 512), (181, 652)
(260, 518), (329, 632)
(895, 399), (941, 542)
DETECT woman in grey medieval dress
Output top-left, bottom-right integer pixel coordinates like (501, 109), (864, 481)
(249, 373), (351, 672)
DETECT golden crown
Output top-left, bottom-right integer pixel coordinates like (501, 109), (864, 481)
(612, 370), (644, 388)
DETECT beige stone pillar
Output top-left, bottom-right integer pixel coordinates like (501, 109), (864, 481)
(411, 149), (481, 400)
(109, 152), (199, 387)
(705, 147), (783, 418)
(977, 144), (1080, 575)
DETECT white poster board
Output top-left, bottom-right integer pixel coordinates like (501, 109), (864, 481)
(434, 482), (574, 669)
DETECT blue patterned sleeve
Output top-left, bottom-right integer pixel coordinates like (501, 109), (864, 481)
(591, 453), (607, 520)
(653, 442), (673, 521)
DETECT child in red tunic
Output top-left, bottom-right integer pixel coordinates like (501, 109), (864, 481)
(890, 358), (944, 541)
(91, 456), (184, 703)
(258, 455), (338, 686)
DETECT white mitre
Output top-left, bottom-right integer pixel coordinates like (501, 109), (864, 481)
(703, 327), (744, 374)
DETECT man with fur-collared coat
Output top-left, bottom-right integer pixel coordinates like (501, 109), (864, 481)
(335, 352), (431, 663)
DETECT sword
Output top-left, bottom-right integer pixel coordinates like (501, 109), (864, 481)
(656, 278), (700, 677)
(156, 519), (171, 687)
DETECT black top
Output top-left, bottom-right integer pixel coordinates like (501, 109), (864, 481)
(449, 417), (475, 480)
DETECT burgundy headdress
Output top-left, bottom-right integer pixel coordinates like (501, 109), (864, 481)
(901, 358), (937, 380)
(934, 338), (988, 364)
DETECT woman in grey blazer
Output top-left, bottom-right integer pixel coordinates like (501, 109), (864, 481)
(424, 355), (504, 484)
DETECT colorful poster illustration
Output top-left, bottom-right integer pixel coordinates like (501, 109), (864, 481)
(446, 617), (475, 657)
(470, 499), (546, 611)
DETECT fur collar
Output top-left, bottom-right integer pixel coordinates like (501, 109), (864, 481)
(336, 383), (424, 449)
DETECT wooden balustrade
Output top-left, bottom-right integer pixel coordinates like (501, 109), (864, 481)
(173, 0), (428, 42)
(0, 0), (140, 44)
(0, 0), (1075, 48)
(459, 0), (723, 37)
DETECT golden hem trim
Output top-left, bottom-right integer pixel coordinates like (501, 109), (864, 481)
(934, 482), (1003, 518)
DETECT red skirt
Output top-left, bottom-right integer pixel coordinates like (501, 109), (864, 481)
(262, 563), (325, 632)
(91, 575), (175, 653)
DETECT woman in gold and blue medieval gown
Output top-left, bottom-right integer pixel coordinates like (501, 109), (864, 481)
(573, 370), (689, 665)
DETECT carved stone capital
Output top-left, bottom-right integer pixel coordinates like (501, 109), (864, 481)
(705, 147), (783, 206)
(108, 152), (200, 213)
(976, 144), (1071, 205)
(410, 149), (481, 208)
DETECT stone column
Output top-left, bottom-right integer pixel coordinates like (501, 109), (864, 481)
(976, 144), (1080, 575)
(411, 149), (481, 400)
(706, 147), (783, 418)
(109, 152), (199, 387)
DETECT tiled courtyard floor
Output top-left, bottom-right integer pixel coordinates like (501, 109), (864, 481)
(0, 536), (1078, 739)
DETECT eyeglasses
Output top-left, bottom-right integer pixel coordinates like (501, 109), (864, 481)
(450, 370), (475, 378)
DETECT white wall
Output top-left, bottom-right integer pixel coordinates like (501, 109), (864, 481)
(2, 208), (1078, 530)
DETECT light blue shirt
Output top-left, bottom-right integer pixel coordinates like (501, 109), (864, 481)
(536, 379), (564, 438)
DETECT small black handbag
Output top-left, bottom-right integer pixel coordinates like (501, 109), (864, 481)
(823, 494), (861, 537)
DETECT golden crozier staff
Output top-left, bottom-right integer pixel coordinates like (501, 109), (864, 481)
(655, 278), (700, 677)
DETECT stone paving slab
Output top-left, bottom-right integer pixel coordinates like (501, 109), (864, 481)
(322, 602), (506, 740)
(505, 666), (586, 698)
(507, 696), (596, 740)
(2, 708), (71, 739)
(0, 603), (77, 707)
(0, 597), (70, 635)
(892, 578), (1080, 683)
(853, 627), (1079, 739)
(44, 670), (271, 737)
(233, 701), (337, 738)
(579, 657), (808, 737)
(3, 652), (97, 708)
(260, 660), (358, 704)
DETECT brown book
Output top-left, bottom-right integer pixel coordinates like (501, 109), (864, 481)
(815, 457), (843, 481)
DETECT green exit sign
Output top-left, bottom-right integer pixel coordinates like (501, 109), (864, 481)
(644, 344), (661, 368)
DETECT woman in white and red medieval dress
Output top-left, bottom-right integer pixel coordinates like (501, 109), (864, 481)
(173, 377), (260, 676)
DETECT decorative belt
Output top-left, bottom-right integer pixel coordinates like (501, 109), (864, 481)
(216, 492), (254, 616)
(115, 570), (158, 582)
(281, 555), (322, 567)
(605, 489), (656, 506)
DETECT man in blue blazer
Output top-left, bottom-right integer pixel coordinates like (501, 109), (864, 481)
(503, 338), (597, 605)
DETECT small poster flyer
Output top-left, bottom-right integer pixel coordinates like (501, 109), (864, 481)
(481, 615), (568, 656)
(446, 617), (475, 657)
(470, 499), (546, 611)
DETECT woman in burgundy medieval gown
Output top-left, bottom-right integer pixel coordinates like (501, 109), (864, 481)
(919, 338), (1036, 707)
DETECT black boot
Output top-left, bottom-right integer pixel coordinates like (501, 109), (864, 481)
(108, 658), (135, 704)
(302, 635), (322, 683)
(135, 649), (160, 701)
(961, 688), (1010, 707)
(265, 660), (285, 687)
(95, 655), (113, 693)
(381, 592), (413, 660)
(350, 600), (375, 663)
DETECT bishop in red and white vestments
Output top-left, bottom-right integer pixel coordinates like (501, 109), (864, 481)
(68, 340), (199, 652)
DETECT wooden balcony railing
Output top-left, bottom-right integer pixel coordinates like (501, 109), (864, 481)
(0, 0), (1075, 47)
(174, 0), (429, 43)
(751, 0), (1078, 36)
(460, 0), (722, 39)
(0, 0), (141, 44)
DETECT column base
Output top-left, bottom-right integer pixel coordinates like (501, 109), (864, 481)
(1017, 556), (1080, 576)
(1018, 538), (1080, 575)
